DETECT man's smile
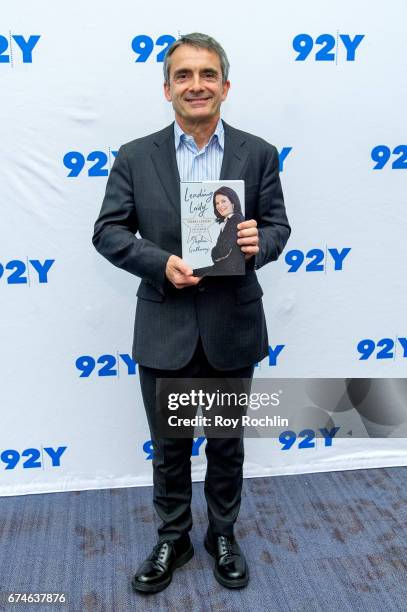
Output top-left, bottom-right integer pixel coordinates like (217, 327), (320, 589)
(185, 97), (212, 104)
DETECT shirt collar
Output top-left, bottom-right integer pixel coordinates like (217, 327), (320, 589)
(174, 117), (224, 151)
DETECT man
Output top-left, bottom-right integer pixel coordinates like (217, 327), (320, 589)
(92, 33), (290, 593)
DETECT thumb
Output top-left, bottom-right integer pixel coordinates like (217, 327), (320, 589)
(175, 257), (193, 276)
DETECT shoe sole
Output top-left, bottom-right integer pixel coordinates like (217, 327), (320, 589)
(132, 543), (194, 594)
(204, 536), (249, 589)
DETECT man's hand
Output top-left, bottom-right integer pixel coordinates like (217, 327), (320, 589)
(237, 219), (259, 260)
(165, 255), (201, 289)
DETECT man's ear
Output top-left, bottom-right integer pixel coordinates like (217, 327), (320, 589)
(221, 80), (231, 102)
(164, 81), (172, 102)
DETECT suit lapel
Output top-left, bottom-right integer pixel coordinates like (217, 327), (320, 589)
(220, 120), (249, 180)
(151, 123), (181, 217)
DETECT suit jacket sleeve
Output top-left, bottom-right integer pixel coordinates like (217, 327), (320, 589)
(254, 145), (290, 270)
(92, 145), (172, 294)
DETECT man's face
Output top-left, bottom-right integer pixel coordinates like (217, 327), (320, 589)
(164, 44), (230, 123)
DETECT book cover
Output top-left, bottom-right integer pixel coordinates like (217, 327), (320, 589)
(180, 180), (245, 277)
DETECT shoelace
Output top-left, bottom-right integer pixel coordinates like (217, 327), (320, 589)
(150, 541), (172, 565)
(218, 536), (235, 561)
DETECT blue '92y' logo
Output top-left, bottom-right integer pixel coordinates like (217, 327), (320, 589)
(63, 150), (118, 177)
(371, 146), (407, 170)
(292, 34), (364, 62)
(131, 35), (176, 63)
(0, 34), (40, 64)
(285, 248), (351, 272)
(357, 337), (407, 361)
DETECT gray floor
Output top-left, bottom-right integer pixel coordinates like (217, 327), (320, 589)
(0, 467), (406, 611)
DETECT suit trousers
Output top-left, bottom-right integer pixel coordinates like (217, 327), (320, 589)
(138, 336), (255, 542)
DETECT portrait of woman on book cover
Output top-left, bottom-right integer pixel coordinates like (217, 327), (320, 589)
(193, 186), (245, 277)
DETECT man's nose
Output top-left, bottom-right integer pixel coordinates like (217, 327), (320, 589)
(189, 74), (205, 90)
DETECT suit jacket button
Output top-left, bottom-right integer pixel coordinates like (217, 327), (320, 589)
(198, 285), (205, 292)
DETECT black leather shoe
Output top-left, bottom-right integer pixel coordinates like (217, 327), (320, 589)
(204, 530), (249, 588)
(132, 536), (194, 594)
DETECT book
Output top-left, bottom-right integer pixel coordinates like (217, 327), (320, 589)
(180, 180), (245, 277)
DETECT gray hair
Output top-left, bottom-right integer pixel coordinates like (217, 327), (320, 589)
(163, 32), (230, 84)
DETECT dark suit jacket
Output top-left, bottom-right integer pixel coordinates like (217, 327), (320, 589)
(92, 120), (290, 370)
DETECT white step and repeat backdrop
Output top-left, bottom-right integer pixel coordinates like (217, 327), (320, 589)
(1, 0), (406, 496)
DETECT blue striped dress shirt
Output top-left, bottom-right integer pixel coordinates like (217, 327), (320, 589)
(174, 118), (224, 181)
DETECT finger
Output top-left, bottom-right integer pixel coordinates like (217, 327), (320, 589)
(240, 225), (258, 233)
(187, 276), (201, 285)
(175, 274), (200, 286)
(237, 228), (258, 238)
(173, 277), (194, 288)
(240, 245), (260, 254)
(174, 271), (193, 283)
(172, 257), (193, 276)
(238, 230), (258, 240)
(174, 278), (200, 289)
(237, 219), (257, 230)
(237, 236), (259, 245)
(176, 265), (193, 276)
